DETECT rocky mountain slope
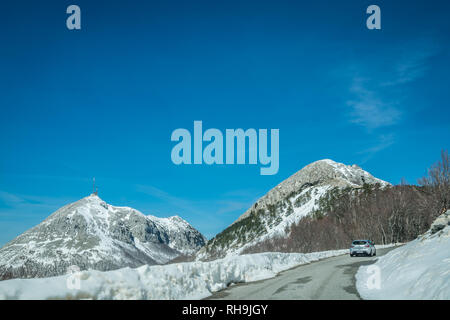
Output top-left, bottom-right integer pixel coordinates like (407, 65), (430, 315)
(196, 159), (390, 260)
(0, 194), (206, 280)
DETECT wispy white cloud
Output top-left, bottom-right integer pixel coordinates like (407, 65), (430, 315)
(382, 43), (439, 87)
(135, 184), (258, 216)
(340, 40), (439, 163)
(0, 191), (78, 246)
(135, 184), (261, 238)
(347, 77), (401, 130)
(357, 134), (396, 164)
(0, 190), (75, 218)
(345, 41), (438, 131)
(0, 191), (25, 206)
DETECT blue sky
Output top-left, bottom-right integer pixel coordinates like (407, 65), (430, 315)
(0, 0), (449, 245)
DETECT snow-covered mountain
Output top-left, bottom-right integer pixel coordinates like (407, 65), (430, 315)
(0, 194), (206, 280)
(196, 159), (390, 260)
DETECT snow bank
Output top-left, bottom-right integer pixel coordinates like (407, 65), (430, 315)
(356, 212), (450, 300)
(0, 249), (348, 300)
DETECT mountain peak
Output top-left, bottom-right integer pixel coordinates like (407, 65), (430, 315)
(288, 159), (390, 188)
(196, 159), (390, 260)
(0, 195), (206, 280)
(313, 158), (338, 164)
(242, 159), (389, 221)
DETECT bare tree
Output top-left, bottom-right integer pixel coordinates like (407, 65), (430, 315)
(243, 184), (439, 255)
(418, 150), (450, 213)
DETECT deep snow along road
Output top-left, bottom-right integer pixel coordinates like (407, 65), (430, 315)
(208, 247), (397, 300)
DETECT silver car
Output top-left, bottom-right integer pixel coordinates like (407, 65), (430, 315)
(350, 240), (376, 257)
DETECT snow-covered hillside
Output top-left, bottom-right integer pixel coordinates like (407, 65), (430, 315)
(197, 159), (390, 260)
(356, 210), (450, 299)
(0, 249), (349, 300)
(0, 194), (206, 280)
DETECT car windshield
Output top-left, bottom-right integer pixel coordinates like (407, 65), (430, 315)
(352, 240), (367, 245)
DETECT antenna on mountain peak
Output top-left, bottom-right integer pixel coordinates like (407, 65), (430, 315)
(93, 177), (98, 195)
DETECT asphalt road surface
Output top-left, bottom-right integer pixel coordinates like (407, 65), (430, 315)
(208, 247), (397, 300)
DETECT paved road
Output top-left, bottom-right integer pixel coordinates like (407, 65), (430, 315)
(208, 247), (396, 300)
